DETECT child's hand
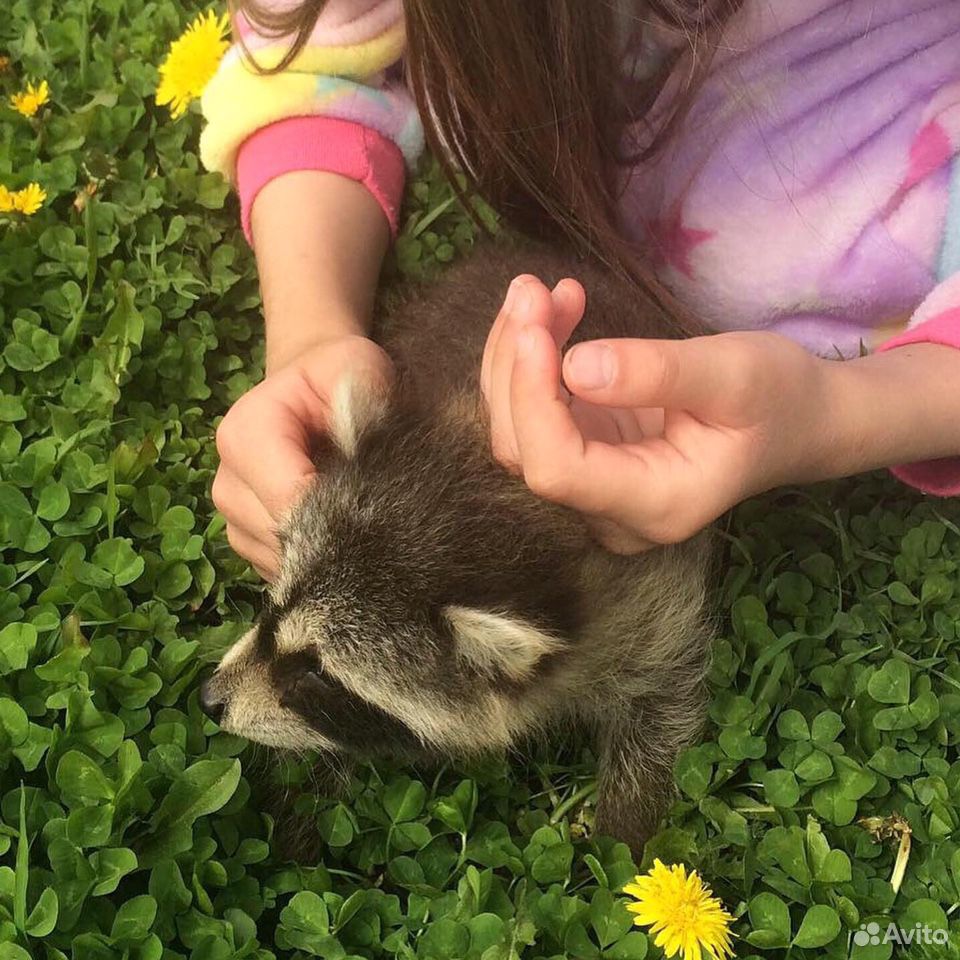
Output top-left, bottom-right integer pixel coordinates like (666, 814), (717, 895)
(212, 335), (394, 579)
(482, 275), (830, 551)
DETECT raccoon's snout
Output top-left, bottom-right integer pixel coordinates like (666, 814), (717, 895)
(199, 677), (227, 723)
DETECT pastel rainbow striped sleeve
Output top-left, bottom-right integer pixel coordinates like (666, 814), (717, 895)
(199, 0), (423, 237)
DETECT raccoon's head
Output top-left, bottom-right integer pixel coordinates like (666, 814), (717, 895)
(201, 380), (590, 757)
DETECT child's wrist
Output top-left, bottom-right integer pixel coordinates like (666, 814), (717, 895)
(804, 342), (960, 483)
(265, 310), (368, 374)
(788, 352), (894, 487)
(791, 356), (855, 484)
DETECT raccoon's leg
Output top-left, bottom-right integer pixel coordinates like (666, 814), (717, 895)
(263, 752), (354, 863)
(593, 690), (705, 856)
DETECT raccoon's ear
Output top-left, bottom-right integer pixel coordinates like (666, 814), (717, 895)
(329, 373), (391, 458)
(444, 606), (562, 681)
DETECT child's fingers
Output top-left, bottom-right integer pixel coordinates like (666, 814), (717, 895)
(508, 324), (584, 496)
(484, 278), (556, 466)
(216, 342), (387, 521)
(216, 397), (318, 523)
(211, 469), (279, 550)
(508, 324), (622, 514)
(481, 276), (586, 403)
(224, 523), (281, 581)
(481, 275), (539, 404)
(483, 277), (589, 470)
(510, 325), (690, 534)
(548, 278), (587, 345)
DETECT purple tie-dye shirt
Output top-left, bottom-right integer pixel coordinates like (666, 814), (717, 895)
(623, 0), (960, 359)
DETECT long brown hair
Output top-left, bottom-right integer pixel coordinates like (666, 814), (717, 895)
(234, 0), (743, 319)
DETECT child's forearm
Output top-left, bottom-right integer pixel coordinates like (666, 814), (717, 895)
(813, 343), (960, 480)
(250, 171), (390, 373)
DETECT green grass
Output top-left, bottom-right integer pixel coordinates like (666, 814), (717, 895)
(0, 1), (958, 958)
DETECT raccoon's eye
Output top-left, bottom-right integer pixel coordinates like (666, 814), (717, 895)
(272, 650), (321, 680)
(279, 666), (324, 708)
(297, 668), (323, 688)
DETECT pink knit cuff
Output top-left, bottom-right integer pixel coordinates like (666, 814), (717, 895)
(877, 307), (960, 497)
(235, 116), (406, 244)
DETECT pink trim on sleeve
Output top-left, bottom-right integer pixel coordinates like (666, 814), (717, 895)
(878, 306), (960, 352)
(235, 116), (406, 244)
(877, 306), (960, 497)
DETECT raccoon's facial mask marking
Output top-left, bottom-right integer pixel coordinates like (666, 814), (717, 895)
(204, 610), (427, 757)
(204, 603), (568, 757)
(201, 625), (333, 752)
(445, 606), (564, 682)
(276, 654), (423, 755)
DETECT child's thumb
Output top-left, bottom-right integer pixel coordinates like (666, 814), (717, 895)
(563, 336), (732, 413)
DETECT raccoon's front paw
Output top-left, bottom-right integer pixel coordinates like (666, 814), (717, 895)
(594, 792), (667, 858)
(253, 753), (353, 864)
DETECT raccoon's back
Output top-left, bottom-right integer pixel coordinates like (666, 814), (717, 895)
(376, 240), (687, 410)
(361, 239), (715, 681)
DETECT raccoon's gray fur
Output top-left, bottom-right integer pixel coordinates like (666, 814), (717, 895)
(202, 239), (715, 852)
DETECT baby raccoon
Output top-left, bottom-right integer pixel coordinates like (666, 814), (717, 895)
(202, 239), (715, 852)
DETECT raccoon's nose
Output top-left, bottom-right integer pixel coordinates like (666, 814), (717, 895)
(199, 679), (226, 724)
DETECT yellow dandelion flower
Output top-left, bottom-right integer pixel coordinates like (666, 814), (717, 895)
(623, 860), (735, 960)
(156, 10), (230, 119)
(0, 56), (11, 74)
(13, 183), (47, 216)
(0, 185), (15, 214)
(9, 80), (50, 118)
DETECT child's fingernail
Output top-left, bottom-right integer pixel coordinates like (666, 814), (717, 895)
(567, 344), (614, 389)
(517, 326), (536, 359)
(505, 277), (528, 314)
